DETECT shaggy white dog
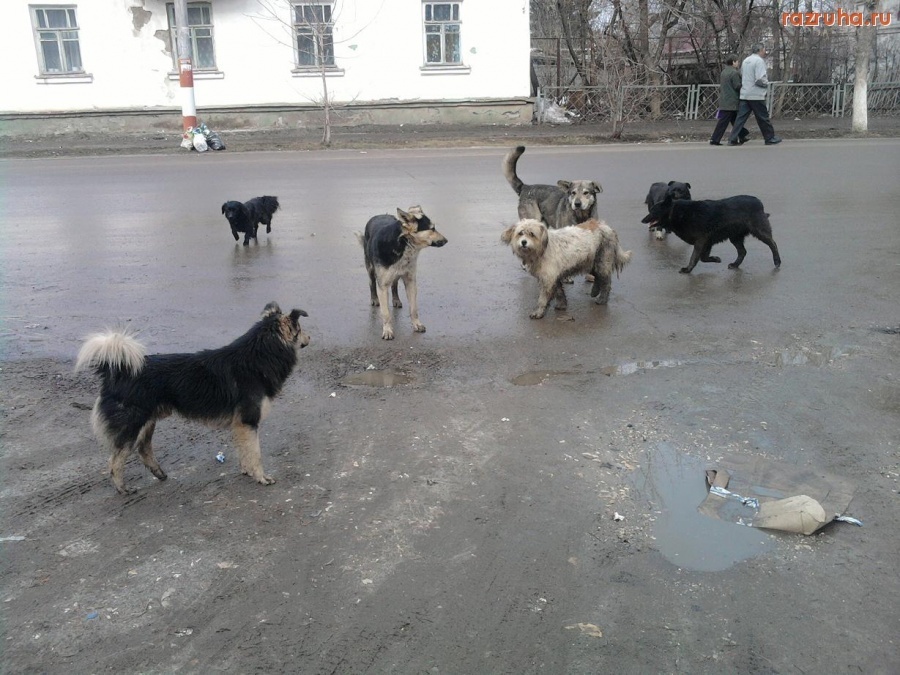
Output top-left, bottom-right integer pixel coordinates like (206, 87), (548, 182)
(501, 218), (631, 319)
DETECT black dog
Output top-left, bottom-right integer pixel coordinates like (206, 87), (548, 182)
(642, 194), (781, 274)
(644, 181), (692, 240)
(221, 196), (280, 245)
(75, 302), (310, 494)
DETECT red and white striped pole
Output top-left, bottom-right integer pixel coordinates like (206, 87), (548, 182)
(174, 0), (197, 132)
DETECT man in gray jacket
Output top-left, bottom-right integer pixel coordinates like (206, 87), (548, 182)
(728, 44), (782, 146)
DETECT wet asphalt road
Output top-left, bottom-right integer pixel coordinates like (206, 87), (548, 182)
(2, 139), (900, 673)
(3, 140), (898, 358)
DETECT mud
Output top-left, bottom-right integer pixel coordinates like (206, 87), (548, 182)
(1, 139), (899, 673)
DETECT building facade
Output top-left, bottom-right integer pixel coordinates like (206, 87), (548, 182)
(2, 1), (532, 132)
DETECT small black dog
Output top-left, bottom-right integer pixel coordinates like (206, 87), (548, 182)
(221, 196), (280, 245)
(644, 181), (692, 240)
(642, 194), (781, 274)
(75, 302), (310, 494)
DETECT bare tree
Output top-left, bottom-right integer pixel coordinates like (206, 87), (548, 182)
(253, 1), (383, 146)
(852, 0), (878, 132)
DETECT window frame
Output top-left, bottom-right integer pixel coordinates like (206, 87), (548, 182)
(166, 1), (218, 72)
(292, 1), (338, 72)
(422, 2), (463, 67)
(30, 5), (85, 77)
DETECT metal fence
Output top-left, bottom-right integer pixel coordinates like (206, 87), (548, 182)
(537, 82), (900, 123)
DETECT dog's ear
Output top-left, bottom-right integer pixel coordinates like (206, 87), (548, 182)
(591, 182), (603, 195)
(557, 180), (572, 190)
(500, 224), (517, 245)
(667, 181), (676, 187)
(685, 182), (692, 190)
(397, 208), (412, 223)
(289, 309), (308, 324)
(221, 203), (227, 214)
(540, 223), (550, 249)
(262, 302), (282, 318)
(405, 206), (424, 220)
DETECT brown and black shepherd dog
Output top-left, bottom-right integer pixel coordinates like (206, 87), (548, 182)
(75, 302), (310, 494)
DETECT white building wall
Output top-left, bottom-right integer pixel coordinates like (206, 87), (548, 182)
(3, 0), (531, 113)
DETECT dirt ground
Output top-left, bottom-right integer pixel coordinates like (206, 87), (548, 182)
(1, 131), (899, 674)
(2, 114), (898, 158)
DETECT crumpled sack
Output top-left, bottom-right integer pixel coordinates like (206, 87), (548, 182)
(192, 132), (208, 152)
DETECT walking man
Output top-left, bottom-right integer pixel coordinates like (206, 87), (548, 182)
(729, 44), (782, 146)
(710, 54), (749, 145)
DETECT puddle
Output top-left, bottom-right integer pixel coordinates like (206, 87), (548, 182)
(632, 442), (773, 572)
(774, 345), (855, 367)
(512, 360), (685, 385)
(601, 359), (685, 376)
(511, 370), (576, 386)
(341, 370), (414, 388)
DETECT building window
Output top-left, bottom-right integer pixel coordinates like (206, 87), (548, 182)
(166, 2), (217, 70)
(424, 2), (461, 65)
(293, 3), (335, 69)
(31, 6), (83, 75)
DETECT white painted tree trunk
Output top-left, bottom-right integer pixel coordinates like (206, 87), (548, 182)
(852, 5), (877, 133)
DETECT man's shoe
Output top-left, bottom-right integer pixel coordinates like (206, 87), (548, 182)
(709, 140), (721, 146)
(727, 140), (740, 146)
(765, 136), (782, 145)
(739, 132), (750, 144)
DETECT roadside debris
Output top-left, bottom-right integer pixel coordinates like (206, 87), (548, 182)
(701, 457), (861, 535)
(180, 123), (226, 152)
(565, 623), (603, 638)
(215, 451), (225, 463)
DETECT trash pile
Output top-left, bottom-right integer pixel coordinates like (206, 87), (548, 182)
(180, 123), (225, 152)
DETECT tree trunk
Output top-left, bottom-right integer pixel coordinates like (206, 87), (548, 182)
(852, 3), (877, 133)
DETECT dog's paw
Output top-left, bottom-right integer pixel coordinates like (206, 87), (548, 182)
(413, 322), (426, 333)
(679, 267), (692, 274)
(653, 230), (667, 241)
(529, 310), (546, 319)
(257, 475), (276, 486)
(554, 302), (568, 311)
(563, 277), (575, 284)
(382, 326), (395, 340)
(584, 274), (595, 283)
(393, 299), (403, 308)
(727, 262), (741, 269)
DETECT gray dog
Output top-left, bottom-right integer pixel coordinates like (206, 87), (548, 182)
(503, 146), (602, 229)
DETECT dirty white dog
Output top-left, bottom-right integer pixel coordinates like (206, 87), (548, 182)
(501, 218), (631, 319)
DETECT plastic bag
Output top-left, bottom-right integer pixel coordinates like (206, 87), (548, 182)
(181, 130), (194, 150)
(192, 131), (208, 152)
(206, 131), (226, 151)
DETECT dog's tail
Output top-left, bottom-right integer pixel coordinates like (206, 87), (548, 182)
(75, 331), (146, 377)
(502, 146), (526, 195)
(614, 246), (633, 277)
(261, 196), (280, 214)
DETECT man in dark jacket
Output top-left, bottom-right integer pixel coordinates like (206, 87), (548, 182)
(710, 55), (749, 145)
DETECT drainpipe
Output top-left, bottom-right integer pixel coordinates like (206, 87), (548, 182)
(174, 0), (197, 132)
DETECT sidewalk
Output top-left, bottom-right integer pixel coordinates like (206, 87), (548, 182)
(2, 115), (897, 158)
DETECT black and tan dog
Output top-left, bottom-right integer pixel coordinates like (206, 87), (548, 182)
(501, 218), (631, 319)
(503, 146), (602, 229)
(642, 194), (781, 273)
(644, 181), (692, 240)
(75, 302), (310, 494)
(356, 207), (448, 340)
(221, 196), (280, 245)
